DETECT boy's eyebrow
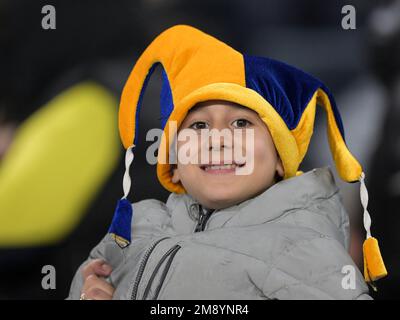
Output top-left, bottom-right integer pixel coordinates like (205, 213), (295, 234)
(181, 107), (210, 121)
(186, 105), (209, 116)
(159, 104), (261, 125)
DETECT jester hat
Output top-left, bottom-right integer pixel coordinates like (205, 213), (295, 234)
(112, 25), (386, 285)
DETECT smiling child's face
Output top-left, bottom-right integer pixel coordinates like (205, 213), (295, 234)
(171, 100), (284, 210)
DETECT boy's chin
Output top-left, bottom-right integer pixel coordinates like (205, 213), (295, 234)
(198, 189), (247, 210)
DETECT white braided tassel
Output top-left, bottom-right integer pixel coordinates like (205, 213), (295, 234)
(122, 145), (135, 199)
(359, 172), (372, 239)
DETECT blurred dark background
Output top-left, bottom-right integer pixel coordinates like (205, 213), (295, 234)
(0, 0), (399, 299)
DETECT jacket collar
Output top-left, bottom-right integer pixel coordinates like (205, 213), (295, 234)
(167, 167), (340, 234)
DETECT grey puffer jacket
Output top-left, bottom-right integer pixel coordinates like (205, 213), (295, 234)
(67, 167), (371, 300)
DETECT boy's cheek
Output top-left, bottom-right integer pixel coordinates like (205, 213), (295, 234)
(235, 156), (255, 176)
(175, 144), (200, 165)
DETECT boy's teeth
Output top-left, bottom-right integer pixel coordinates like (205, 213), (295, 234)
(204, 164), (236, 171)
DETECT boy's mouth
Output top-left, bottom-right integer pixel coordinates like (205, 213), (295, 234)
(199, 162), (245, 174)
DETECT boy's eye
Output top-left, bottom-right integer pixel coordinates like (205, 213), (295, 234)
(232, 119), (252, 128)
(189, 121), (209, 130)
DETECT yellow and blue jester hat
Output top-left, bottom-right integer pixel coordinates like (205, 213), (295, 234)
(111, 25), (387, 286)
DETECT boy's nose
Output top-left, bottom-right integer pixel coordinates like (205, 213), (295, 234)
(208, 132), (233, 151)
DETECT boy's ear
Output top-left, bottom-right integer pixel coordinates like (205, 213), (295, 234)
(276, 158), (284, 178)
(171, 165), (181, 184)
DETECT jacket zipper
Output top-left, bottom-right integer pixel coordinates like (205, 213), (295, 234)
(130, 236), (170, 300)
(152, 245), (181, 299)
(142, 244), (181, 300)
(131, 204), (213, 300)
(143, 205), (213, 299)
(194, 205), (215, 232)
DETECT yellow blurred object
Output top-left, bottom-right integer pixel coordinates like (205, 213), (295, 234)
(0, 82), (121, 247)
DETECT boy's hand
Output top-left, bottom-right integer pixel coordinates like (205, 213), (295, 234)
(80, 259), (115, 300)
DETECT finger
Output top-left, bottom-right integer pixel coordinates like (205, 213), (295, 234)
(92, 260), (113, 277)
(84, 274), (115, 297)
(86, 287), (113, 300)
(82, 259), (112, 280)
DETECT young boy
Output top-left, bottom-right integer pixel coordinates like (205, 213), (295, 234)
(67, 25), (386, 300)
